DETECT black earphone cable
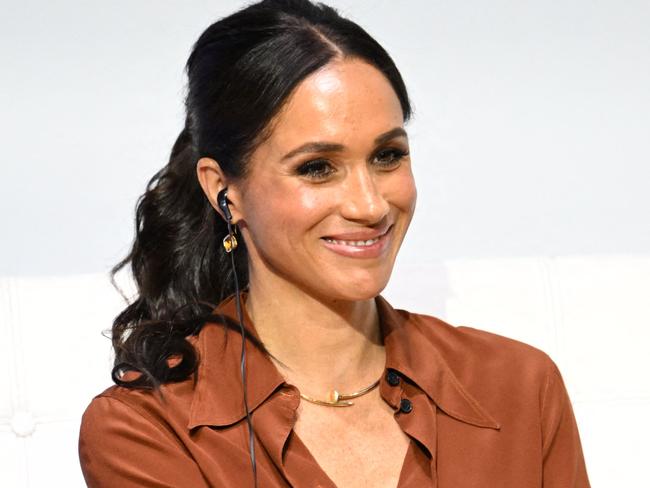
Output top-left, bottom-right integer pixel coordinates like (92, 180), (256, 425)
(225, 216), (258, 488)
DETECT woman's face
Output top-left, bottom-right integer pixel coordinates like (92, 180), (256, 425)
(234, 58), (416, 302)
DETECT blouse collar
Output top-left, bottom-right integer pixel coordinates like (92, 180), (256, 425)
(187, 292), (501, 431)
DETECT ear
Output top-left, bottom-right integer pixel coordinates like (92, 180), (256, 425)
(196, 157), (244, 223)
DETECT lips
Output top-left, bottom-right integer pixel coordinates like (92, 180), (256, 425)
(320, 224), (393, 258)
(321, 223), (392, 243)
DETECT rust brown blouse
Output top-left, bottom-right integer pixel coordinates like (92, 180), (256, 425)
(79, 293), (591, 487)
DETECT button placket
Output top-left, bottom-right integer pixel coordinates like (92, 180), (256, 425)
(385, 370), (413, 414)
(399, 398), (413, 414)
(386, 369), (401, 387)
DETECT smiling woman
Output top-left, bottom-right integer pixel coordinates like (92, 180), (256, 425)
(197, 59), (416, 303)
(78, 1), (590, 487)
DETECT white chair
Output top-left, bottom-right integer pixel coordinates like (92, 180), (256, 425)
(1, 255), (648, 486)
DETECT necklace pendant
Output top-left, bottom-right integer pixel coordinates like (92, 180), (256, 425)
(335, 399), (354, 406)
(327, 389), (340, 403)
(299, 377), (380, 407)
(326, 389), (354, 406)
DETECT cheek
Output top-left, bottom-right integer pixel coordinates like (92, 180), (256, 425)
(290, 186), (328, 215)
(384, 169), (417, 215)
(242, 182), (333, 246)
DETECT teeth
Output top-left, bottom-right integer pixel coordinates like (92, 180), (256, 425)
(324, 237), (380, 247)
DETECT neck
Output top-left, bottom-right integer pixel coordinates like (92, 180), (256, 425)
(245, 273), (385, 396)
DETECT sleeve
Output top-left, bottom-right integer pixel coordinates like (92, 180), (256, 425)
(78, 395), (210, 488)
(540, 359), (591, 487)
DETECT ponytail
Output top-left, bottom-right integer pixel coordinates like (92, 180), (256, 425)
(109, 126), (254, 389)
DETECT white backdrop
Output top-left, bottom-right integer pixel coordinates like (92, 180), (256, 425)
(1, 1), (649, 487)
(1, 0), (648, 275)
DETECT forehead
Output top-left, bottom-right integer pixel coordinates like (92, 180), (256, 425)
(259, 58), (405, 158)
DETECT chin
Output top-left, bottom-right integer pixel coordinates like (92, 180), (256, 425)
(327, 271), (391, 302)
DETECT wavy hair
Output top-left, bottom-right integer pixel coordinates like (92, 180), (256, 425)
(110, 0), (413, 389)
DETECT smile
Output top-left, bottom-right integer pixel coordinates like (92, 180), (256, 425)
(322, 236), (381, 247)
(320, 225), (393, 258)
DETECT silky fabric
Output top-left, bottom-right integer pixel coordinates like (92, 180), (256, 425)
(79, 293), (591, 487)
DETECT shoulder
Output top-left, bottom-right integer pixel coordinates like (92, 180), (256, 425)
(81, 347), (199, 428)
(397, 307), (558, 396)
(81, 384), (162, 426)
(80, 376), (196, 445)
(78, 381), (210, 487)
(400, 307), (553, 366)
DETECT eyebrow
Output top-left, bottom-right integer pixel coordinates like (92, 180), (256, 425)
(280, 127), (408, 161)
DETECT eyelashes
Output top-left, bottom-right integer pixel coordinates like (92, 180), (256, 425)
(295, 147), (410, 181)
(296, 160), (335, 179)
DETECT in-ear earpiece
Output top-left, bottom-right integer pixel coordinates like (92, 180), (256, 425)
(217, 188), (233, 222)
(215, 187), (253, 484)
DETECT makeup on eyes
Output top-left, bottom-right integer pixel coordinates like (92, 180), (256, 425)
(293, 145), (410, 181)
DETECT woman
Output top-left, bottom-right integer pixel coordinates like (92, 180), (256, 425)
(79, 0), (591, 486)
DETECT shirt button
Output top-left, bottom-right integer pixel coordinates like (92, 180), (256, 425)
(399, 398), (413, 414)
(386, 370), (401, 386)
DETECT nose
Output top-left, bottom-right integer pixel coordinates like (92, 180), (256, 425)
(340, 165), (390, 224)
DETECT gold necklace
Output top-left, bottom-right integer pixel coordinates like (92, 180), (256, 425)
(299, 377), (381, 407)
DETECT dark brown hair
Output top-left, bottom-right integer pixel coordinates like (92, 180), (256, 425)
(110, 0), (413, 389)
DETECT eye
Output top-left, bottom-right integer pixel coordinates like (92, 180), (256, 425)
(373, 148), (409, 168)
(295, 159), (335, 180)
